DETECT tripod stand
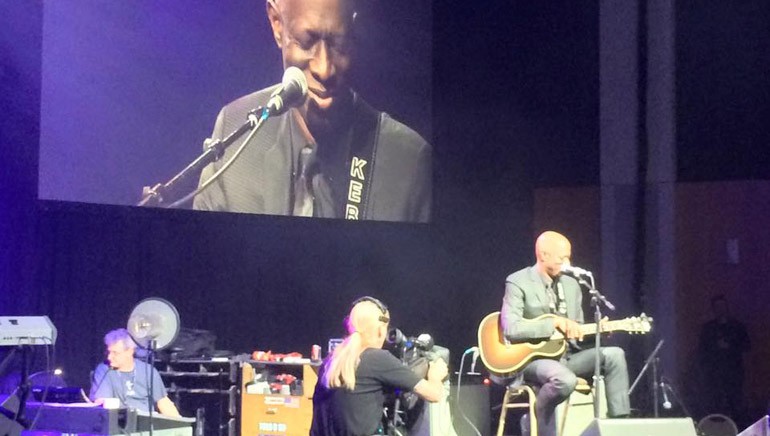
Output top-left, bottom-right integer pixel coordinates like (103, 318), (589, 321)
(629, 340), (691, 417)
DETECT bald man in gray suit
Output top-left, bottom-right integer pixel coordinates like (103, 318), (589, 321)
(500, 231), (630, 436)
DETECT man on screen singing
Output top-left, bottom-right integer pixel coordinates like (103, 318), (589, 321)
(193, 0), (431, 222)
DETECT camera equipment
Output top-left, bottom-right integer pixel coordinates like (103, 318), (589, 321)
(382, 329), (449, 435)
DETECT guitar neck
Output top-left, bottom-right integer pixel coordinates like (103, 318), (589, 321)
(579, 320), (625, 336)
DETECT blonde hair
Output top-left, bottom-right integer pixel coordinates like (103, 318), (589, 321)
(322, 298), (389, 390)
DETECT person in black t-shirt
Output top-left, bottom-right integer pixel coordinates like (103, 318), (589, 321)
(311, 297), (448, 436)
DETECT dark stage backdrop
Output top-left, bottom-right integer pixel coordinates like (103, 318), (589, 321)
(2, 1), (600, 390)
(677, 0), (770, 182)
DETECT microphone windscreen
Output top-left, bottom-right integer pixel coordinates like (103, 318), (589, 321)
(282, 66), (308, 100)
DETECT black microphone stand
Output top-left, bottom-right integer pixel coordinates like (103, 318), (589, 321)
(577, 273), (616, 419)
(628, 339), (665, 417)
(137, 107), (268, 208)
(15, 346), (32, 428)
(147, 338), (157, 436)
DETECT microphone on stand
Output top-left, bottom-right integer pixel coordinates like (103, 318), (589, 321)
(264, 67), (308, 116)
(140, 67), (308, 209)
(560, 264), (593, 278)
(660, 382), (672, 409)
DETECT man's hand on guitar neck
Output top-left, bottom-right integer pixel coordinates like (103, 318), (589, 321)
(554, 317), (584, 340)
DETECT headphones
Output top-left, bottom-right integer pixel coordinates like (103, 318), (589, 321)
(350, 296), (390, 324)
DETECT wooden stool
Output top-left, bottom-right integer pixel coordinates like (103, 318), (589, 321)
(497, 383), (538, 436)
(495, 377), (604, 436)
(557, 377), (606, 436)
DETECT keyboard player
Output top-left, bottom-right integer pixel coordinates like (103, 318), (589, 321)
(89, 328), (180, 417)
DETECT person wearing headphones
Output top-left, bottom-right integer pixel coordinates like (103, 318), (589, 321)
(311, 296), (447, 436)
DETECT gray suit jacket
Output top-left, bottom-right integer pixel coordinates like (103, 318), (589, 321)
(500, 265), (584, 342)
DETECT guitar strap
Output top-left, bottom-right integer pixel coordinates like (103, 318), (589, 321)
(553, 280), (580, 352)
(343, 97), (380, 220)
(555, 281), (568, 316)
(546, 282), (568, 317)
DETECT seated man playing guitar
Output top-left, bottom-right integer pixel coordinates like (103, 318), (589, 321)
(497, 231), (631, 436)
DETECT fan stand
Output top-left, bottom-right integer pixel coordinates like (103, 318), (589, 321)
(126, 297), (181, 436)
(146, 339), (157, 436)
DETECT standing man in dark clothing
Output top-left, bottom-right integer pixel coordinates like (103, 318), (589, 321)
(698, 295), (751, 423)
(193, 0), (431, 222)
(311, 297), (447, 436)
(500, 231), (630, 436)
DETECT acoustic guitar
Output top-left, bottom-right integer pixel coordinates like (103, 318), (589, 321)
(477, 312), (652, 375)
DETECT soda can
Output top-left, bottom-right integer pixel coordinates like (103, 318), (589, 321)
(311, 344), (321, 361)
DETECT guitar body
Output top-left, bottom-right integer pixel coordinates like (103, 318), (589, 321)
(477, 312), (567, 375)
(477, 311), (652, 376)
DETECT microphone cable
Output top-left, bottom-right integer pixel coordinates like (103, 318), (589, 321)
(454, 347), (482, 436)
(164, 67), (306, 209)
(166, 110), (268, 208)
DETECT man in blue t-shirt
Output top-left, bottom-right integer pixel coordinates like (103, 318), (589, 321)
(89, 328), (180, 416)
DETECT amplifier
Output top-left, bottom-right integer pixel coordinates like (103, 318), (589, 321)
(409, 380), (458, 436)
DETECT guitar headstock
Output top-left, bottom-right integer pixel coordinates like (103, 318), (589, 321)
(620, 313), (653, 334)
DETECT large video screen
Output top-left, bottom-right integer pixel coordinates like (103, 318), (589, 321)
(38, 0), (432, 222)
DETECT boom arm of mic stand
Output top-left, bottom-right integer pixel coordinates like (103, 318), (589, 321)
(577, 275), (613, 310)
(628, 339), (664, 395)
(137, 107), (266, 207)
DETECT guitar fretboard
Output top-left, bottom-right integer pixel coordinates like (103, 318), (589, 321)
(549, 320), (631, 340)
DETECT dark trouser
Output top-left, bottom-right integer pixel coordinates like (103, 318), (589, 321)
(520, 346), (630, 436)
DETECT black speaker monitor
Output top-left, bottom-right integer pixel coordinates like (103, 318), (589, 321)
(739, 415), (769, 436)
(579, 418), (697, 436)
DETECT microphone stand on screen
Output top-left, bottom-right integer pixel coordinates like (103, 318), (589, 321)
(137, 66), (309, 208)
(137, 107), (266, 208)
